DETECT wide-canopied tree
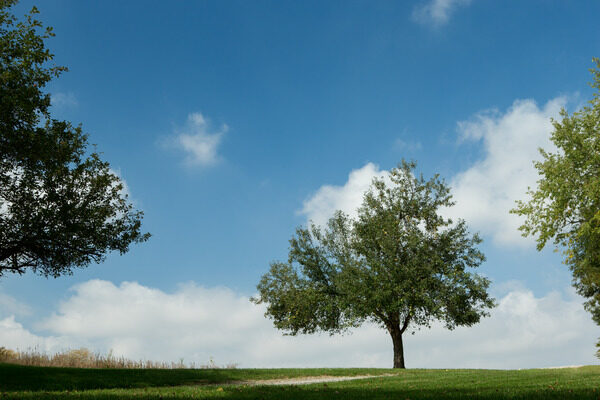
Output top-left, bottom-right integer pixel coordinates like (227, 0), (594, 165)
(253, 161), (495, 368)
(0, 1), (149, 278)
(512, 58), (600, 355)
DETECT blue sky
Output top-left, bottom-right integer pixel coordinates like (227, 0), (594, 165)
(1, 0), (600, 368)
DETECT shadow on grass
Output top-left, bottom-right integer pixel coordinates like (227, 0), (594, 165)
(2, 384), (600, 400)
(0, 363), (241, 391)
(0, 363), (388, 391)
(3, 364), (600, 400)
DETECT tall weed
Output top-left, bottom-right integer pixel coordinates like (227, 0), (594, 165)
(0, 347), (236, 369)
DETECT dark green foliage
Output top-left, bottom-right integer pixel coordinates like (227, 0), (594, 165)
(0, 0), (65, 158)
(512, 59), (600, 355)
(254, 161), (495, 368)
(0, 1), (149, 277)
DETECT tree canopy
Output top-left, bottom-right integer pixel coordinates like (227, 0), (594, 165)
(0, 0), (149, 278)
(512, 58), (600, 354)
(253, 161), (495, 368)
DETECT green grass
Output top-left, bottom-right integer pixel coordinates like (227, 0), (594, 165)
(1, 363), (600, 399)
(0, 363), (385, 391)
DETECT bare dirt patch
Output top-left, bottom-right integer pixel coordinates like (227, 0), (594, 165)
(242, 373), (398, 386)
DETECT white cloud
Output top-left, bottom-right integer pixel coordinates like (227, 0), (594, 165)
(406, 286), (598, 369)
(300, 163), (388, 226)
(0, 316), (67, 353)
(0, 293), (32, 317)
(412, 0), (472, 27)
(2, 279), (597, 369)
(51, 92), (78, 109)
(446, 97), (565, 247)
(166, 112), (226, 167)
(301, 97), (564, 247)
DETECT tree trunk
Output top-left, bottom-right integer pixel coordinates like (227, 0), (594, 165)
(389, 326), (405, 369)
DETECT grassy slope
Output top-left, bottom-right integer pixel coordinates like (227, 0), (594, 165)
(0, 363), (386, 390)
(1, 363), (600, 399)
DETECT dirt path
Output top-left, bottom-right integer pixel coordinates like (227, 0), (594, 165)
(242, 373), (397, 386)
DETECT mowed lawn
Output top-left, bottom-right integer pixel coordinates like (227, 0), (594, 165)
(1, 363), (600, 399)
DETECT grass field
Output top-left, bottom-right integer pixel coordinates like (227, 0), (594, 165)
(1, 363), (600, 399)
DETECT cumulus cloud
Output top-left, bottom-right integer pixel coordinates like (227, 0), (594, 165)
(1, 279), (597, 368)
(0, 316), (67, 353)
(299, 163), (388, 226)
(406, 286), (598, 368)
(0, 292), (32, 317)
(412, 0), (472, 27)
(300, 97), (565, 247)
(165, 112), (226, 167)
(446, 98), (565, 247)
(35, 280), (383, 367)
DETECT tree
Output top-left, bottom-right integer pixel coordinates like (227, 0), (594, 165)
(512, 58), (600, 354)
(253, 161), (495, 368)
(0, 1), (150, 278)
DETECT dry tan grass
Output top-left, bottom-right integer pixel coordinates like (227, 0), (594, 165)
(0, 346), (236, 369)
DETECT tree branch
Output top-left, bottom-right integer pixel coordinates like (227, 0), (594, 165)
(400, 312), (412, 334)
